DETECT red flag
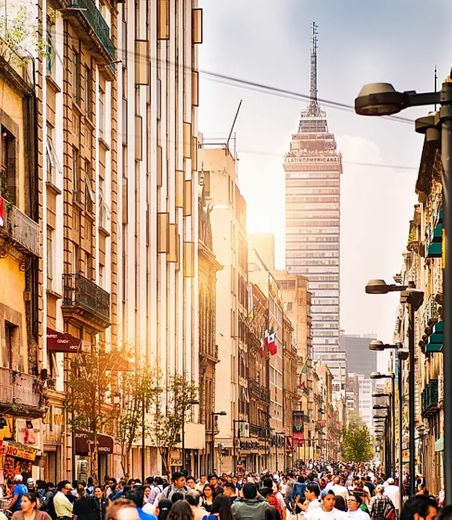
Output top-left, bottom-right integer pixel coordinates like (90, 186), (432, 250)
(0, 196), (4, 227)
(265, 328), (277, 356)
(259, 336), (265, 358)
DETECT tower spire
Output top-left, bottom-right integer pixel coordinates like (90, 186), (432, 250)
(308, 21), (320, 116)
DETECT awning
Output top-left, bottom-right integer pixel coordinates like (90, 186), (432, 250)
(75, 433), (114, 455)
(426, 321), (443, 353)
(47, 328), (82, 352)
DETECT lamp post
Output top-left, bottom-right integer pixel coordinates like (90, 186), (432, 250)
(365, 279), (423, 496)
(211, 411), (227, 473)
(182, 399), (199, 471)
(371, 372), (396, 478)
(356, 75), (452, 501)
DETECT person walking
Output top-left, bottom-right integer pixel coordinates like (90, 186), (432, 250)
(231, 483), (270, 520)
(303, 489), (347, 520)
(11, 492), (52, 520)
(73, 485), (98, 520)
(94, 486), (109, 520)
(369, 486), (395, 520)
(53, 482), (74, 520)
(166, 501), (193, 520)
(6, 475), (29, 513)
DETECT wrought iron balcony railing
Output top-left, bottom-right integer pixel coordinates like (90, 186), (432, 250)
(62, 273), (110, 327)
(248, 380), (270, 402)
(0, 203), (40, 256)
(65, 0), (116, 61)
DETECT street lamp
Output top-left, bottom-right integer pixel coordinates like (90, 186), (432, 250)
(211, 411), (227, 473)
(356, 74), (452, 501)
(371, 373), (395, 478)
(365, 278), (423, 496)
(182, 399), (199, 471)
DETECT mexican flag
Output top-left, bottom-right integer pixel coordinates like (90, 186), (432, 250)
(0, 196), (4, 227)
(264, 328), (277, 356)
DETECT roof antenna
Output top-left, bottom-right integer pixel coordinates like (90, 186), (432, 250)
(434, 65), (438, 111)
(226, 99), (242, 156)
(308, 21), (320, 117)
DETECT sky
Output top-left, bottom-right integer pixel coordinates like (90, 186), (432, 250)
(197, 0), (452, 346)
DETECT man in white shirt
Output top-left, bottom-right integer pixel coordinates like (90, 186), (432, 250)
(346, 495), (370, 520)
(383, 479), (400, 513)
(331, 477), (349, 501)
(304, 490), (348, 520)
(53, 481), (74, 520)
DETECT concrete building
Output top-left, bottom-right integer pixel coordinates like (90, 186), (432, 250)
(283, 26), (344, 400)
(198, 143), (247, 473)
(346, 373), (360, 417)
(198, 181), (222, 475)
(340, 332), (377, 377)
(37, 0), (204, 478)
(358, 374), (373, 433)
(0, 42), (43, 482)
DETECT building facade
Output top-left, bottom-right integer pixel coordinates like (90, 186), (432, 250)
(283, 28), (344, 400)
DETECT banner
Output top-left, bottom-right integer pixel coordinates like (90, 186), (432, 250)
(292, 411), (305, 446)
(3, 441), (38, 461)
(47, 328), (82, 352)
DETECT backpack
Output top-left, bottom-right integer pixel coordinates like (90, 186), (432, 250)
(267, 493), (283, 520)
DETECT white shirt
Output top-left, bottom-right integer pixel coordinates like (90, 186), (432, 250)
(384, 485), (400, 509)
(331, 485), (349, 500)
(305, 507), (348, 520)
(347, 510), (370, 520)
(307, 500), (322, 512)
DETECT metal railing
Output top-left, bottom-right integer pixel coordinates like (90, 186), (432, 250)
(248, 380), (270, 402)
(0, 203), (40, 256)
(67, 0), (116, 60)
(63, 273), (110, 324)
(0, 367), (40, 409)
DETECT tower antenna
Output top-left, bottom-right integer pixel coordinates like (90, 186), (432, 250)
(434, 65), (438, 111)
(308, 21), (320, 116)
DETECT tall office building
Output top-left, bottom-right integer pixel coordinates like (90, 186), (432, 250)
(284, 24), (345, 398)
(340, 332), (377, 377)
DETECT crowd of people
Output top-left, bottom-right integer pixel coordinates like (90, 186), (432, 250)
(0, 463), (450, 520)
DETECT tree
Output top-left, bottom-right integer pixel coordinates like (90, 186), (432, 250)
(149, 372), (198, 475)
(341, 418), (374, 463)
(65, 343), (127, 483)
(116, 368), (156, 477)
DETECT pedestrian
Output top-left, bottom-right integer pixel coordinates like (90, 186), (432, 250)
(201, 485), (215, 513)
(222, 483), (237, 505)
(185, 491), (206, 520)
(346, 496), (369, 520)
(210, 495), (234, 520)
(11, 492), (52, 520)
(94, 486), (109, 520)
(167, 501), (193, 520)
(160, 474), (188, 502)
(207, 476), (223, 496)
(53, 482), (74, 520)
(6, 475), (29, 513)
(73, 485), (98, 520)
(399, 495), (438, 520)
(106, 498), (139, 520)
(231, 482), (270, 520)
(303, 489), (347, 520)
(156, 499), (172, 520)
(186, 479), (196, 491)
(383, 480), (400, 513)
(369, 485), (395, 520)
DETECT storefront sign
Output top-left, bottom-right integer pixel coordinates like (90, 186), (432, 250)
(3, 441), (38, 461)
(47, 328), (82, 352)
(75, 433), (114, 455)
(292, 411), (305, 445)
(170, 449), (182, 466)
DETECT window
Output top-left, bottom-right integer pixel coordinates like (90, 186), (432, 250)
(46, 13), (56, 76)
(0, 128), (16, 203)
(47, 227), (54, 287)
(3, 322), (16, 369)
(83, 65), (93, 118)
(98, 88), (105, 138)
(72, 147), (80, 201)
(72, 48), (81, 104)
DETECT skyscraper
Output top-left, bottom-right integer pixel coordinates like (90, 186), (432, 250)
(284, 23), (345, 399)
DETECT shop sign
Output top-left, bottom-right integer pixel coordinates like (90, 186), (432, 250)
(3, 441), (38, 461)
(75, 433), (114, 455)
(170, 450), (182, 466)
(47, 328), (82, 352)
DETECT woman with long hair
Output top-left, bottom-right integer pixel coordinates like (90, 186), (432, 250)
(156, 499), (173, 520)
(11, 493), (51, 520)
(201, 485), (215, 513)
(210, 495), (233, 520)
(167, 501), (193, 520)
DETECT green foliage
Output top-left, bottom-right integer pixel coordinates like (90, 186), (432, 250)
(341, 421), (374, 463)
(149, 372), (198, 474)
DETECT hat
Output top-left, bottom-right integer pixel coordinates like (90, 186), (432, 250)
(64, 483), (73, 490)
(387, 478), (395, 485)
(320, 489), (334, 499)
(13, 475), (23, 482)
(27, 478), (34, 485)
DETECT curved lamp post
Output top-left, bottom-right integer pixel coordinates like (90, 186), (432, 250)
(356, 74), (452, 501)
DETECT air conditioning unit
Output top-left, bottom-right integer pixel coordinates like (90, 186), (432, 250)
(238, 422), (250, 438)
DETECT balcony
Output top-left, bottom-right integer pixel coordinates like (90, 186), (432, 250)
(64, 0), (116, 62)
(62, 273), (110, 329)
(421, 379), (439, 417)
(0, 367), (44, 417)
(248, 380), (270, 403)
(0, 203), (40, 256)
(249, 423), (270, 440)
(423, 295), (439, 330)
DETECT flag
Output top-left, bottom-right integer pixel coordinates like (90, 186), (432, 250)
(0, 196), (4, 227)
(265, 328), (277, 356)
(259, 336), (265, 358)
(301, 360), (308, 375)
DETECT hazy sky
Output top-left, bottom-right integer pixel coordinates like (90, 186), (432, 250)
(198, 0), (452, 345)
